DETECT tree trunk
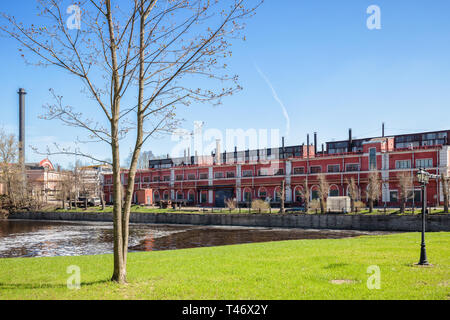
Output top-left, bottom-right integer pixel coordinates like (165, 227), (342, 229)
(400, 199), (405, 213)
(350, 198), (355, 213)
(111, 137), (125, 283)
(101, 191), (105, 211)
(368, 198), (373, 213)
(443, 176), (449, 213)
(280, 180), (285, 214)
(320, 198), (325, 214)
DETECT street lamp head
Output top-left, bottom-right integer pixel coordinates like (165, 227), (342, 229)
(416, 168), (430, 185)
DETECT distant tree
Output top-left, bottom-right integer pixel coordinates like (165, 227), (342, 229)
(301, 180), (310, 213)
(317, 174), (329, 214)
(346, 177), (358, 213)
(278, 180), (285, 213)
(0, 129), (23, 209)
(442, 173), (449, 213)
(397, 172), (413, 214)
(367, 172), (381, 213)
(125, 150), (155, 169)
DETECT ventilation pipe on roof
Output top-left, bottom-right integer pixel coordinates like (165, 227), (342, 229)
(348, 129), (353, 152)
(314, 132), (318, 155)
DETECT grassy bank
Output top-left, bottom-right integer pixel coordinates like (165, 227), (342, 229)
(0, 232), (449, 300)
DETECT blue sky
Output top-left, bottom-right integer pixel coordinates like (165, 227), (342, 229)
(0, 0), (450, 167)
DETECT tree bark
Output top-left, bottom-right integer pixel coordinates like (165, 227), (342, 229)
(368, 198), (373, 213)
(442, 174), (449, 213)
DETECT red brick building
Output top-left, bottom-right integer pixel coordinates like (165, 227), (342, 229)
(103, 129), (450, 208)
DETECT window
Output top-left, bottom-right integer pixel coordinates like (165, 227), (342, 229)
(176, 175), (183, 181)
(258, 168), (269, 176)
(416, 158), (433, 168)
(187, 174), (196, 180)
(214, 172), (224, 179)
(327, 165), (340, 173)
(177, 192), (183, 200)
(329, 189), (339, 197)
(188, 192), (195, 202)
(259, 190), (267, 200)
(396, 160), (411, 169)
(310, 166), (322, 174)
(163, 176), (170, 181)
(244, 190), (252, 202)
(369, 148), (377, 170)
(295, 189), (302, 202)
(293, 167), (305, 175)
(390, 191), (398, 202)
(163, 192), (169, 200)
(153, 177), (160, 182)
(346, 164), (360, 172)
(143, 176), (151, 183)
(274, 168), (285, 176)
(311, 190), (319, 200)
(199, 173), (208, 180)
(242, 170), (253, 177)
(226, 172), (235, 178)
(201, 192), (207, 203)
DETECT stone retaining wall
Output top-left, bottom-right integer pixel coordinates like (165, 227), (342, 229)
(8, 211), (450, 232)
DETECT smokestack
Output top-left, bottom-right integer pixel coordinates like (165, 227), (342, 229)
(314, 132), (318, 155)
(216, 139), (221, 164)
(18, 88), (26, 184)
(348, 128), (353, 152)
(382, 122), (385, 137)
(322, 143), (324, 154)
(306, 134), (310, 158)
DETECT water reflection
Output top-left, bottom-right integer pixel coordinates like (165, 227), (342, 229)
(0, 220), (389, 258)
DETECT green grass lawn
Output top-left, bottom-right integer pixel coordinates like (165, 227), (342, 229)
(0, 232), (449, 300)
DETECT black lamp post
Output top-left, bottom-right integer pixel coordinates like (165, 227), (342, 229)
(416, 168), (438, 266)
(416, 169), (429, 265)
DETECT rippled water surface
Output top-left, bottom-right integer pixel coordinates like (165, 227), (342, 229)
(0, 219), (388, 258)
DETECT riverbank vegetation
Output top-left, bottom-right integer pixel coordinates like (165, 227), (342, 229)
(0, 232), (448, 300)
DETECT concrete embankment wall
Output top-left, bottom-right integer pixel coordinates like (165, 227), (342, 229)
(8, 211), (450, 232)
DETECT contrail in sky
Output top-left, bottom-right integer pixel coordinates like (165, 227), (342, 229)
(254, 63), (291, 138)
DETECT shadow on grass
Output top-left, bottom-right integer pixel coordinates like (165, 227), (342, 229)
(0, 279), (110, 290)
(323, 263), (350, 269)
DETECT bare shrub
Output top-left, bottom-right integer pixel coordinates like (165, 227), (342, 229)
(251, 199), (270, 212)
(225, 198), (237, 210)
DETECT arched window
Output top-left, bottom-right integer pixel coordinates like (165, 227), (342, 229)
(258, 187), (267, 200)
(243, 188), (252, 202)
(154, 191), (160, 202)
(163, 190), (169, 200)
(310, 186), (319, 200)
(294, 186), (303, 202)
(329, 185), (340, 197)
(274, 187), (281, 202)
(187, 190), (195, 202)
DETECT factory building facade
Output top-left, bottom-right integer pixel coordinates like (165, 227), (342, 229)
(103, 129), (450, 208)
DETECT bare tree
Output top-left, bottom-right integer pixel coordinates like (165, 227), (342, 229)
(317, 174), (329, 214)
(346, 177), (358, 213)
(442, 173), (449, 213)
(278, 180), (285, 214)
(0, 128), (23, 210)
(1, 0), (261, 283)
(397, 172), (413, 214)
(301, 180), (310, 213)
(367, 172), (381, 213)
(126, 150), (154, 169)
(56, 171), (72, 209)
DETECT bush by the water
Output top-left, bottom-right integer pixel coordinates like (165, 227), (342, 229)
(251, 199), (270, 211)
